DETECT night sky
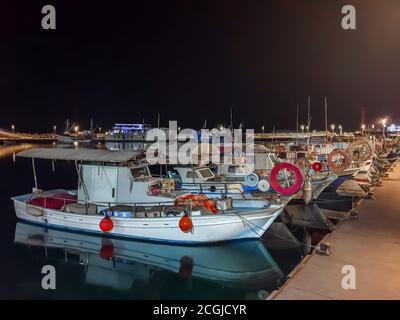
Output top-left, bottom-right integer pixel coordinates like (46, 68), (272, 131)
(1, 0), (400, 133)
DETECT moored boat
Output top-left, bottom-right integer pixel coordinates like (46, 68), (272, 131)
(12, 148), (286, 244)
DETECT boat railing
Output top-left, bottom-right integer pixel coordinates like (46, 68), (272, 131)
(27, 193), (261, 210)
(178, 182), (247, 199)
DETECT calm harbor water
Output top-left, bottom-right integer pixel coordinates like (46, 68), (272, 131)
(0, 142), (312, 299)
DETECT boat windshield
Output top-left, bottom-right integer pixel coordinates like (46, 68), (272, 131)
(197, 168), (214, 179)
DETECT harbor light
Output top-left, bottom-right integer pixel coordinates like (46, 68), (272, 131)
(53, 125), (57, 134)
(11, 124), (15, 133)
(330, 124), (335, 133)
(305, 125), (309, 132)
(338, 125), (343, 135)
(74, 125), (79, 133)
(300, 125), (305, 133)
(262, 125), (264, 134)
(381, 118), (388, 127)
(371, 124), (375, 130)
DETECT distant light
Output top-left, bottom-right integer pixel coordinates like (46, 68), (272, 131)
(300, 125), (305, 130)
(74, 125), (79, 133)
(11, 124), (15, 131)
(371, 124), (375, 129)
(330, 124), (335, 131)
(381, 118), (388, 127)
(361, 124), (366, 130)
(73, 141), (78, 146)
(338, 125), (343, 130)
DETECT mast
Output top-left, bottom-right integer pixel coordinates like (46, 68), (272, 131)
(230, 108), (233, 131)
(324, 97), (328, 140)
(307, 96), (311, 146)
(296, 104), (299, 133)
(65, 119), (70, 134)
(90, 117), (94, 134)
(307, 96), (311, 133)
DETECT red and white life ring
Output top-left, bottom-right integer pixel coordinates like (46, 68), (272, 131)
(269, 162), (304, 195)
(327, 150), (351, 173)
(311, 161), (324, 172)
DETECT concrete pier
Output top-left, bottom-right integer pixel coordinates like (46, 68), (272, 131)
(271, 162), (400, 300)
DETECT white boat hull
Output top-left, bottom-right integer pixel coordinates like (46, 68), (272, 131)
(12, 194), (284, 244)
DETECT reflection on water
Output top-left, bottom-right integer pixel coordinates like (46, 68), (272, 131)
(14, 222), (287, 299)
(0, 143), (34, 160)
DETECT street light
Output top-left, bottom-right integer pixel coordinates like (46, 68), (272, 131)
(11, 124), (15, 133)
(330, 124), (335, 133)
(371, 124), (375, 130)
(262, 125), (265, 134)
(305, 125), (309, 132)
(300, 125), (305, 133)
(338, 125), (343, 135)
(53, 125), (57, 134)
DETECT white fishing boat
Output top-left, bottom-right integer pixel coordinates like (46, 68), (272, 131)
(12, 148), (286, 244)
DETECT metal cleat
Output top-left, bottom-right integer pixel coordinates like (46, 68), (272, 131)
(315, 242), (332, 256)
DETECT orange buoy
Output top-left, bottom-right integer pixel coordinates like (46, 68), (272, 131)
(311, 161), (324, 172)
(99, 216), (113, 232)
(179, 215), (193, 233)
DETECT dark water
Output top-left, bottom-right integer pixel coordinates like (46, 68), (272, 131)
(0, 143), (312, 300)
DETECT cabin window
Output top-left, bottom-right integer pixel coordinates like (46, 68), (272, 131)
(197, 168), (214, 179)
(131, 167), (149, 178)
(228, 166), (237, 173)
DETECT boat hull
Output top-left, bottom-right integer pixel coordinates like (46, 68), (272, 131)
(12, 195), (284, 244)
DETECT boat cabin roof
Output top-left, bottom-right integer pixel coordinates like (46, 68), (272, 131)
(17, 148), (143, 164)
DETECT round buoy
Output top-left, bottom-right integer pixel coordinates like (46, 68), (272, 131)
(179, 215), (193, 233)
(257, 179), (270, 192)
(269, 162), (304, 195)
(99, 216), (113, 232)
(327, 150), (351, 173)
(209, 185), (217, 193)
(244, 173), (259, 187)
(311, 161), (324, 172)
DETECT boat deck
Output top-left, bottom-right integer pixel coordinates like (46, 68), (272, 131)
(271, 161), (400, 299)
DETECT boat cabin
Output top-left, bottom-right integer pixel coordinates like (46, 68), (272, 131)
(16, 148), (180, 206)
